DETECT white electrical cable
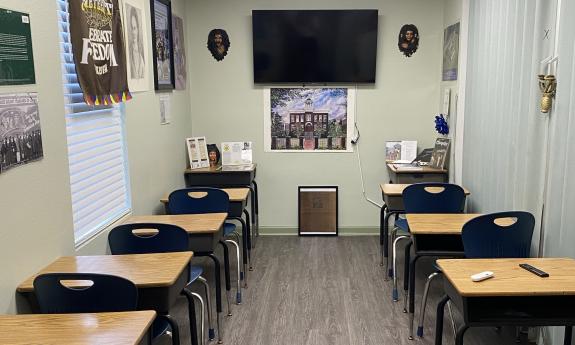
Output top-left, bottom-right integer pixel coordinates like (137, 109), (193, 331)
(352, 86), (383, 209)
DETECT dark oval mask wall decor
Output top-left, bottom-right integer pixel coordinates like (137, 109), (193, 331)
(398, 24), (419, 57)
(207, 29), (230, 61)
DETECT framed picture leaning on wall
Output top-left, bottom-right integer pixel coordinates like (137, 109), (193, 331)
(150, 0), (175, 91)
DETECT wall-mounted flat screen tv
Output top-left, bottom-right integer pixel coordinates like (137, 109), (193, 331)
(252, 10), (378, 84)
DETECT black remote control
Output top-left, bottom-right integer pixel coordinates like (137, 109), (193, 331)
(519, 263), (549, 277)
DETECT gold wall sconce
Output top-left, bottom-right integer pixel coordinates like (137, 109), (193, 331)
(538, 74), (557, 113)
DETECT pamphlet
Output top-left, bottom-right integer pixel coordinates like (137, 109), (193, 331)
(222, 142), (253, 166)
(385, 140), (418, 163)
(186, 136), (209, 169)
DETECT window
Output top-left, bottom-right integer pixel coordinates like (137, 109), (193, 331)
(58, 0), (131, 246)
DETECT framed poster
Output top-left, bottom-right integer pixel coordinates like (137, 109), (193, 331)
(0, 8), (35, 85)
(442, 22), (460, 81)
(172, 15), (187, 90)
(122, 0), (151, 92)
(263, 87), (355, 152)
(150, 0), (174, 91)
(298, 186), (338, 236)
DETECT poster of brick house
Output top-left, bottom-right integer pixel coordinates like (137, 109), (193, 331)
(264, 87), (355, 152)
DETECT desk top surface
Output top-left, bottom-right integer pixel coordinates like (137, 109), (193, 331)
(406, 213), (482, 234)
(438, 258), (575, 297)
(387, 163), (447, 174)
(126, 213), (227, 234)
(0, 311), (155, 345)
(17, 252), (193, 292)
(380, 184), (470, 196)
(185, 164), (256, 174)
(161, 188), (249, 204)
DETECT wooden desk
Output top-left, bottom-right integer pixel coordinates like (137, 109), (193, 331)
(185, 164), (256, 187)
(0, 311), (155, 345)
(400, 213), (476, 339)
(184, 163), (259, 239)
(387, 163), (447, 184)
(124, 213), (228, 330)
(18, 253), (192, 313)
(161, 188), (252, 276)
(435, 258), (575, 345)
(377, 183), (470, 279)
(406, 213), (480, 235)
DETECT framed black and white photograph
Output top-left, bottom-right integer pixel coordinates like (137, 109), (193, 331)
(123, 0), (151, 92)
(0, 93), (43, 174)
(150, 0), (175, 91)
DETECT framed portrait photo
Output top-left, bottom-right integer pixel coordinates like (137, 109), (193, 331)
(150, 0), (175, 91)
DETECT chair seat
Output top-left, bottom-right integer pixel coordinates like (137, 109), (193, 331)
(395, 217), (409, 231)
(224, 222), (237, 236)
(189, 265), (203, 283)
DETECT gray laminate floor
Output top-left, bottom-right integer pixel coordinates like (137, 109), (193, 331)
(164, 236), (533, 345)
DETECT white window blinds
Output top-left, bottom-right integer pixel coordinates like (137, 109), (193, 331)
(58, 0), (131, 246)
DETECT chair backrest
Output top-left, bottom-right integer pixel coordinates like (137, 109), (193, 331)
(462, 211), (535, 258)
(403, 183), (466, 214)
(168, 187), (229, 214)
(108, 223), (189, 254)
(33, 273), (138, 314)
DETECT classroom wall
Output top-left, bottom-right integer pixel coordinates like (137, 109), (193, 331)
(186, 0), (447, 232)
(0, 0), (192, 313)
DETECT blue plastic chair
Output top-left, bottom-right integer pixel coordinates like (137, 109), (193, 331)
(169, 188), (243, 305)
(34, 273), (138, 314)
(108, 223), (211, 345)
(416, 211), (535, 338)
(34, 273), (166, 343)
(462, 211), (535, 258)
(392, 183), (466, 301)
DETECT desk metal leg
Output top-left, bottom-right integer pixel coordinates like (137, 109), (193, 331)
(435, 295), (450, 345)
(455, 324), (469, 345)
(243, 209), (253, 271)
(206, 253), (223, 344)
(403, 241), (412, 312)
(408, 254), (421, 339)
(162, 314), (181, 345)
(252, 180), (259, 237)
(234, 215), (249, 287)
(218, 241), (232, 317)
(181, 290), (199, 345)
(248, 186), (256, 244)
(565, 326), (573, 345)
(380, 205), (387, 267)
(384, 210), (398, 279)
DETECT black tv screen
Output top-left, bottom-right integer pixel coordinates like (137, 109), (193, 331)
(252, 10), (378, 83)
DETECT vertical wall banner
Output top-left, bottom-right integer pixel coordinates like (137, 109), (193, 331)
(442, 22), (460, 81)
(68, 0), (131, 105)
(263, 87), (355, 152)
(150, 0), (174, 91)
(0, 93), (43, 174)
(0, 8), (36, 85)
(172, 15), (187, 90)
(122, 0), (151, 92)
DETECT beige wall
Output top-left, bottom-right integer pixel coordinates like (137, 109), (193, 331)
(0, 0), (192, 312)
(186, 0), (447, 231)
